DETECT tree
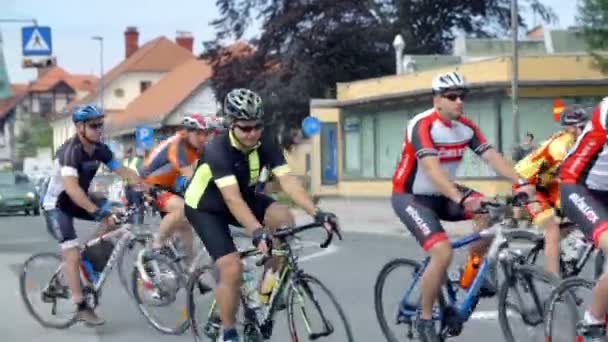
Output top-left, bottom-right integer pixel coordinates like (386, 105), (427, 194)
(205, 0), (556, 131)
(579, 0), (608, 72)
(16, 115), (52, 161)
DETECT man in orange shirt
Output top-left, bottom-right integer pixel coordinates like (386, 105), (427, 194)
(141, 113), (222, 259)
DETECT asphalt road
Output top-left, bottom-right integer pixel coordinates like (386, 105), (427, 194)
(0, 214), (590, 341)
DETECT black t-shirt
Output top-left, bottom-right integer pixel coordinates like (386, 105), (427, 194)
(44, 135), (118, 215)
(184, 131), (290, 214)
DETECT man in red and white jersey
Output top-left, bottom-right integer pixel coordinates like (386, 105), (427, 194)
(391, 71), (532, 341)
(559, 98), (608, 341)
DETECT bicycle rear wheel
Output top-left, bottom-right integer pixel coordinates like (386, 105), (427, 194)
(187, 265), (221, 342)
(286, 273), (353, 341)
(131, 251), (189, 334)
(544, 277), (592, 342)
(498, 264), (561, 342)
(19, 252), (77, 329)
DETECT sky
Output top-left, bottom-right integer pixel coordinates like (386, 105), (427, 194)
(2, 0), (580, 84)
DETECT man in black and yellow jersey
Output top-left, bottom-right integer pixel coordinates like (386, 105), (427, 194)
(184, 88), (337, 342)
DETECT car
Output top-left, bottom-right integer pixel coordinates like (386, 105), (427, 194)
(0, 171), (40, 216)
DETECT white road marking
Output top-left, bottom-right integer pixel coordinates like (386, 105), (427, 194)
(471, 310), (517, 320)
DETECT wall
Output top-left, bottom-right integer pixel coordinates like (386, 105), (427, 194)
(99, 71), (165, 110)
(310, 106), (341, 196)
(164, 83), (219, 125)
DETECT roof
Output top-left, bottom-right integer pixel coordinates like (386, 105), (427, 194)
(335, 54), (608, 105)
(73, 37), (195, 109)
(29, 66), (98, 92)
(106, 58), (213, 134)
(0, 84), (29, 119)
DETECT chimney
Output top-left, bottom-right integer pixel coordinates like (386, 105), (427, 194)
(176, 31), (194, 53)
(125, 26), (139, 59)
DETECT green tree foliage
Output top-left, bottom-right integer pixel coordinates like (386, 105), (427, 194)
(579, 0), (608, 72)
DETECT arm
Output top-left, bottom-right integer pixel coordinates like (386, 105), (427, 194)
(419, 157), (465, 204)
(277, 174), (316, 216)
(218, 184), (264, 234)
(179, 164), (195, 179)
(114, 167), (142, 186)
(63, 176), (98, 214)
(482, 148), (521, 183)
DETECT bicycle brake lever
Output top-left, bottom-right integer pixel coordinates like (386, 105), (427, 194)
(320, 230), (334, 249)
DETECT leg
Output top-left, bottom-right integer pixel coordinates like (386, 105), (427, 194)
(542, 219), (561, 276)
(154, 193), (187, 249)
(391, 193), (451, 320)
(561, 185), (608, 323)
(526, 187), (561, 276)
(185, 206), (241, 337)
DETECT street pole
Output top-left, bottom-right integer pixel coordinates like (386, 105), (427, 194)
(393, 34), (405, 75)
(511, 0), (520, 146)
(92, 36), (104, 109)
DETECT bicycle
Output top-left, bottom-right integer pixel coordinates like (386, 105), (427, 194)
(129, 185), (214, 335)
(374, 196), (562, 342)
(19, 205), (154, 328)
(187, 221), (354, 341)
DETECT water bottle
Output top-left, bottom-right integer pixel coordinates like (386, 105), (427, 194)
(81, 258), (98, 284)
(242, 260), (261, 309)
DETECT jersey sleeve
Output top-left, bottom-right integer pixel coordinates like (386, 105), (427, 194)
(58, 144), (80, 177)
(409, 119), (438, 159)
(168, 138), (192, 170)
(261, 135), (290, 177)
(97, 144), (121, 171)
(205, 147), (237, 188)
(459, 116), (492, 155)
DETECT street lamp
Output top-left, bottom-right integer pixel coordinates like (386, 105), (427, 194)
(511, 0), (520, 146)
(91, 36), (104, 110)
(393, 34), (405, 75)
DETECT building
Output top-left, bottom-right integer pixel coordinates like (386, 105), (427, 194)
(308, 27), (608, 197)
(105, 57), (217, 150)
(52, 27), (195, 151)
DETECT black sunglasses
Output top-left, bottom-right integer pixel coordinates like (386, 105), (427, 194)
(87, 122), (104, 130)
(442, 93), (467, 102)
(234, 123), (263, 133)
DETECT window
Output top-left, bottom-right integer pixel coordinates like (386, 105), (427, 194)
(140, 81), (152, 93)
(39, 97), (53, 115)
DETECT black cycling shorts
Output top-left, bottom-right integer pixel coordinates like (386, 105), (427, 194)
(561, 184), (608, 245)
(45, 197), (107, 249)
(392, 185), (482, 251)
(185, 194), (276, 261)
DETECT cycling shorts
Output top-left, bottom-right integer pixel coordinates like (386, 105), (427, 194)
(185, 194), (275, 260)
(391, 185), (482, 251)
(560, 184), (608, 246)
(45, 197), (107, 250)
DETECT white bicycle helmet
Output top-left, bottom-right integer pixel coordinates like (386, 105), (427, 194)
(223, 88), (264, 121)
(432, 71), (467, 93)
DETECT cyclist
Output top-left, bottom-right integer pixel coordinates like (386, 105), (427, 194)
(559, 98), (608, 341)
(140, 113), (221, 263)
(391, 71), (533, 342)
(514, 104), (588, 277)
(42, 104), (146, 326)
(184, 88), (337, 342)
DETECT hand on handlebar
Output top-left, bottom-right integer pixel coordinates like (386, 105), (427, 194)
(252, 227), (273, 254)
(461, 195), (484, 214)
(314, 209), (342, 241)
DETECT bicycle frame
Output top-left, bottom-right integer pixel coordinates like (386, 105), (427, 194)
(398, 219), (521, 323)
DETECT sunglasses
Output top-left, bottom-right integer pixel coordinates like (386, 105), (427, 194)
(87, 122), (104, 130)
(234, 123), (263, 133)
(442, 93), (467, 102)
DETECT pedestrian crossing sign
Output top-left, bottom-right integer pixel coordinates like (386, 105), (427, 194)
(21, 26), (52, 56)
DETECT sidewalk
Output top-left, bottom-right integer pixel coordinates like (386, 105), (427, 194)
(291, 197), (475, 238)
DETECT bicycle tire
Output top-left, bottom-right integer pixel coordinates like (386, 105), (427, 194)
(117, 236), (150, 299)
(286, 273), (354, 341)
(131, 252), (190, 335)
(498, 264), (561, 342)
(544, 277), (592, 341)
(375, 258), (432, 342)
(187, 265), (218, 342)
(20, 252), (77, 329)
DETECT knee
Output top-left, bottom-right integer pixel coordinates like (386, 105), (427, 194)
(428, 240), (453, 265)
(217, 254), (243, 285)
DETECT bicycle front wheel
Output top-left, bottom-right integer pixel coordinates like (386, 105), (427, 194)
(544, 277), (591, 342)
(498, 264), (561, 342)
(131, 251), (190, 335)
(286, 273), (353, 341)
(20, 252), (77, 329)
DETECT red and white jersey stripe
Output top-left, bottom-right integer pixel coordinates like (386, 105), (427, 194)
(392, 108), (492, 194)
